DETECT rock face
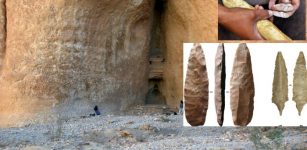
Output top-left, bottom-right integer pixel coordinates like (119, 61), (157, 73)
(215, 44), (226, 126)
(0, 0), (154, 127)
(161, 0), (217, 107)
(0, 0), (5, 72)
(184, 44), (209, 126)
(293, 52), (307, 115)
(230, 43), (254, 126)
(0, 0), (218, 127)
(272, 52), (288, 115)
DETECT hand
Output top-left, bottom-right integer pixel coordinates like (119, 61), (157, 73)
(218, 5), (272, 40)
(269, 0), (300, 18)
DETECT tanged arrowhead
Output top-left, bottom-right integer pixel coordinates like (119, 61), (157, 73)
(272, 52), (288, 116)
(215, 43), (226, 126)
(184, 43), (209, 126)
(293, 52), (307, 115)
(230, 43), (254, 126)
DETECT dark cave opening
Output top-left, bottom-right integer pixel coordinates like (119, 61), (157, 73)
(146, 0), (166, 105)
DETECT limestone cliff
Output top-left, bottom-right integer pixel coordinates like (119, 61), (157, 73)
(161, 0), (217, 107)
(0, 0), (5, 72)
(0, 0), (218, 127)
(0, 0), (154, 127)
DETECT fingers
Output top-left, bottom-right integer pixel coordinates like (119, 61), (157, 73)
(254, 5), (273, 20)
(256, 4), (274, 22)
(269, 0), (277, 9)
(255, 5), (264, 10)
(254, 9), (273, 20)
(279, 0), (300, 9)
(269, 0), (299, 18)
(280, 0), (291, 4)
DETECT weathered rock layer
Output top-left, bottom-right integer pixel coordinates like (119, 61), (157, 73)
(0, 0), (5, 72)
(0, 0), (154, 127)
(0, 0), (219, 127)
(161, 0), (217, 107)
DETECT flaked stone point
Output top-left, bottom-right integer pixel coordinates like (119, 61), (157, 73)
(293, 52), (307, 116)
(184, 43), (208, 126)
(215, 43), (226, 126)
(230, 43), (254, 126)
(272, 51), (288, 116)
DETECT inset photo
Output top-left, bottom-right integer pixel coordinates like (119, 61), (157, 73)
(218, 0), (306, 40)
(183, 43), (307, 127)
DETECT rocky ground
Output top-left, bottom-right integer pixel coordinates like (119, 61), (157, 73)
(0, 105), (306, 150)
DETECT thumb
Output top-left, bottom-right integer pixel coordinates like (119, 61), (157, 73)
(254, 9), (273, 20)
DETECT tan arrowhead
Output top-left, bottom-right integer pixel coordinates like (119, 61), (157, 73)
(184, 43), (209, 126)
(272, 52), (288, 115)
(230, 43), (254, 126)
(215, 43), (226, 126)
(293, 52), (307, 115)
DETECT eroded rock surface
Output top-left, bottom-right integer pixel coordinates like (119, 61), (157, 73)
(0, 0), (219, 127)
(0, 0), (154, 127)
(0, 0), (5, 72)
(161, 0), (217, 107)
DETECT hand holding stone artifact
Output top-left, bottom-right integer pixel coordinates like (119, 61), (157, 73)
(222, 0), (291, 40)
(218, 4), (272, 40)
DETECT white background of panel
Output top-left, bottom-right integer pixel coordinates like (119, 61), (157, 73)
(183, 43), (307, 126)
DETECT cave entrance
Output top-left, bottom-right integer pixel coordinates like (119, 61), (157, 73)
(145, 0), (166, 105)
